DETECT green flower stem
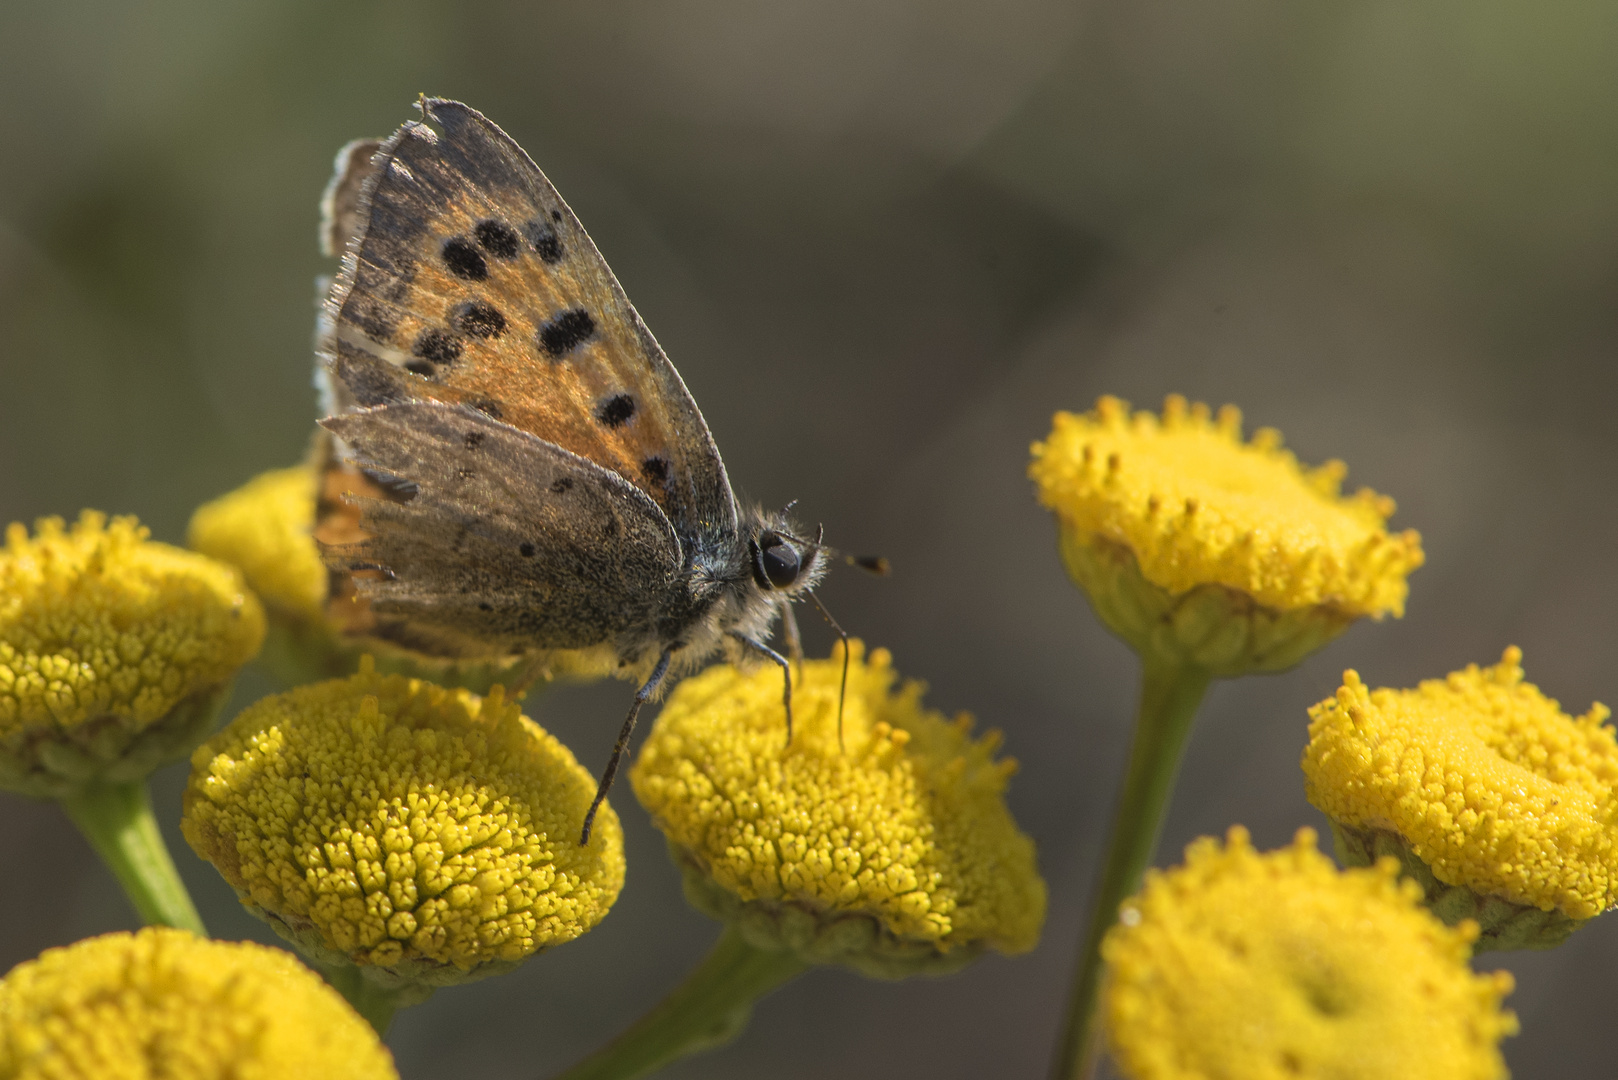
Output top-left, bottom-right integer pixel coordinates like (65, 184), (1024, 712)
(316, 963), (423, 1036)
(60, 778), (206, 936)
(1053, 653), (1212, 1080)
(552, 926), (807, 1080)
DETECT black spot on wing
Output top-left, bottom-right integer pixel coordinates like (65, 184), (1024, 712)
(413, 328), (463, 365)
(474, 219), (521, 259)
(524, 219), (563, 263)
(519, 542), (536, 557)
(441, 236), (488, 280)
(539, 308), (595, 358)
(550, 477), (574, 494)
(450, 300), (507, 339)
(405, 360), (437, 378)
(464, 430), (485, 449)
(551, 210), (563, 221)
(641, 457), (670, 485)
(595, 394), (635, 428)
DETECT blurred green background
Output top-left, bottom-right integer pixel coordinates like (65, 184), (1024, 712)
(2, 1), (1616, 1076)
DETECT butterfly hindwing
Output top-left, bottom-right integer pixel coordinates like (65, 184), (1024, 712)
(320, 402), (683, 658)
(322, 98), (736, 543)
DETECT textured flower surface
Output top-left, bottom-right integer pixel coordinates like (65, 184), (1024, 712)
(182, 659), (624, 986)
(1104, 827), (1516, 1080)
(0, 927), (397, 1080)
(1030, 397), (1422, 672)
(632, 643), (1046, 977)
(1303, 648), (1618, 922)
(189, 465), (329, 624)
(1030, 395), (1422, 615)
(0, 512), (265, 794)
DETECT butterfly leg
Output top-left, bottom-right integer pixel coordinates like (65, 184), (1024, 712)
(729, 632), (793, 749)
(580, 649), (673, 846)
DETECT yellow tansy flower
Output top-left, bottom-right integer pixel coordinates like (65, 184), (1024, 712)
(1103, 827), (1517, 1080)
(189, 459), (609, 691)
(1029, 395), (1423, 673)
(0, 927), (397, 1080)
(1303, 648), (1618, 947)
(631, 642), (1046, 978)
(188, 465), (329, 625)
(0, 512), (265, 797)
(181, 659), (624, 993)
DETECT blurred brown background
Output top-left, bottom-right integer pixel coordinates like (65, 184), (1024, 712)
(2, 1), (1615, 1077)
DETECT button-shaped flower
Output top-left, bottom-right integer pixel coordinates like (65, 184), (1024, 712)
(631, 642), (1046, 978)
(0, 512), (265, 797)
(0, 927), (397, 1080)
(1103, 827), (1517, 1080)
(1303, 648), (1618, 949)
(1029, 395), (1423, 674)
(189, 461), (609, 691)
(181, 659), (625, 996)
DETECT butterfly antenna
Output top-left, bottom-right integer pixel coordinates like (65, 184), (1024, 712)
(807, 592), (850, 752)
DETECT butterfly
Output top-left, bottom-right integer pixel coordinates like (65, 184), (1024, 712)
(311, 98), (842, 843)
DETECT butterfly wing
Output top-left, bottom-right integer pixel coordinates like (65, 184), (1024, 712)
(320, 402), (682, 658)
(319, 138), (385, 260)
(321, 97), (737, 543)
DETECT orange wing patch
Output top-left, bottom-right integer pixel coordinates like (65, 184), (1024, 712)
(325, 103), (714, 527)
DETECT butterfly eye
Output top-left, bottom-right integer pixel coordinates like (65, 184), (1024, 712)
(751, 532), (802, 590)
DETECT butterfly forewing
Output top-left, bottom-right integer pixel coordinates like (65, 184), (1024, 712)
(322, 98), (735, 543)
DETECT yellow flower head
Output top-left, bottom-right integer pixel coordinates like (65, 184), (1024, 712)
(189, 461), (609, 691)
(631, 642), (1046, 978)
(0, 512), (265, 797)
(1029, 396), (1423, 673)
(181, 659), (624, 989)
(1303, 648), (1618, 942)
(188, 466), (329, 625)
(1103, 827), (1517, 1080)
(0, 927), (396, 1080)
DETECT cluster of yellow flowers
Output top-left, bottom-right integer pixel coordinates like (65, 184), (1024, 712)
(3, 389), (1607, 1080)
(1027, 395), (1615, 1078)
(0, 468), (1051, 1077)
